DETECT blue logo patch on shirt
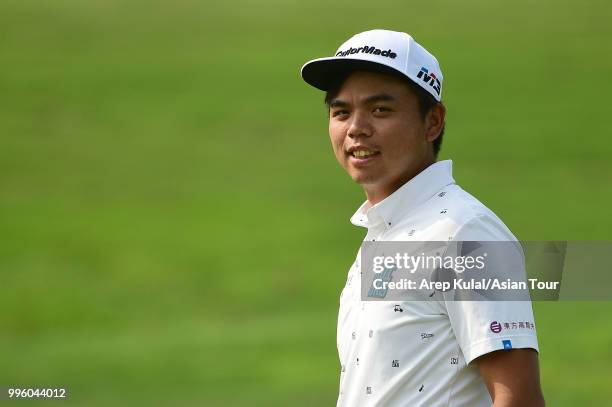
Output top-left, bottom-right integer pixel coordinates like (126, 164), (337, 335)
(502, 340), (512, 350)
(367, 266), (395, 298)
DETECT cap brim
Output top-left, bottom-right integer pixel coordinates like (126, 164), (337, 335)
(300, 57), (408, 91)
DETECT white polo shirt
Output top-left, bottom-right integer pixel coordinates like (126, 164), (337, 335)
(336, 160), (539, 407)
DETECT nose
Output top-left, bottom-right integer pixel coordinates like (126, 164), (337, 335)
(347, 111), (373, 139)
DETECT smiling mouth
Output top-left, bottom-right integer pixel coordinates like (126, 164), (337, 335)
(349, 149), (380, 159)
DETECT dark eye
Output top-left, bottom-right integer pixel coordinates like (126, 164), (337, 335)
(373, 106), (390, 113)
(332, 110), (349, 118)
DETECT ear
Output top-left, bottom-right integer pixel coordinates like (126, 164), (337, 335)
(425, 103), (446, 143)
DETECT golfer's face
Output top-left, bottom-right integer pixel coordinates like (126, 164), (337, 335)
(328, 71), (432, 191)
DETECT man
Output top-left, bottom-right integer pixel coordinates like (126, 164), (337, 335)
(300, 29), (544, 406)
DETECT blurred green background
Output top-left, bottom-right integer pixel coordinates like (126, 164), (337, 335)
(1, 0), (611, 405)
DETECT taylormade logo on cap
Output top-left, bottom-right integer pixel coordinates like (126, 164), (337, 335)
(301, 29), (444, 102)
(335, 46), (397, 59)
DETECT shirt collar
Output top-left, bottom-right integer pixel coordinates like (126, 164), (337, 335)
(350, 160), (456, 229)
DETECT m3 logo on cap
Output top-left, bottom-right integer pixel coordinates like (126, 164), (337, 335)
(416, 66), (441, 96)
(336, 45), (397, 59)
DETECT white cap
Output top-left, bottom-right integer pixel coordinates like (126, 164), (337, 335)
(301, 29), (443, 101)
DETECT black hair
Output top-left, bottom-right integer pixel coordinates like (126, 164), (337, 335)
(324, 70), (445, 158)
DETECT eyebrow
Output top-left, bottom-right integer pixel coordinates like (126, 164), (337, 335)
(328, 93), (396, 109)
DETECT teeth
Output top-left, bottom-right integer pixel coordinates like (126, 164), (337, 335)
(353, 150), (376, 158)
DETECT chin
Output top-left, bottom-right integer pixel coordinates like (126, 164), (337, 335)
(349, 171), (382, 186)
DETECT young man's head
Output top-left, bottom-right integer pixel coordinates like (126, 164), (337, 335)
(301, 29), (446, 203)
(324, 69), (445, 203)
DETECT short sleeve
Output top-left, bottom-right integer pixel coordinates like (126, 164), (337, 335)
(442, 214), (539, 364)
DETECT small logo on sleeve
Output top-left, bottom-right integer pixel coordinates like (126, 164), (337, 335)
(502, 339), (513, 350)
(490, 321), (502, 333)
(493, 321), (536, 331)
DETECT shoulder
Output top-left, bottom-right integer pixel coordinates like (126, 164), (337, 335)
(391, 184), (517, 242)
(446, 185), (518, 241)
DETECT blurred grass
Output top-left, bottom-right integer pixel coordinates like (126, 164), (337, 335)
(0, 0), (611, 405)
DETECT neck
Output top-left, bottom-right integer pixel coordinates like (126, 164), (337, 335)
(363, 159), (435, 207)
